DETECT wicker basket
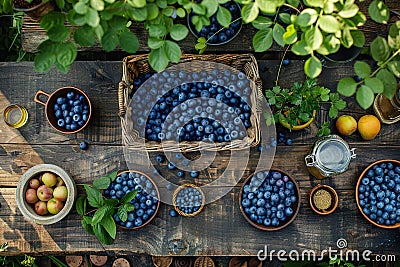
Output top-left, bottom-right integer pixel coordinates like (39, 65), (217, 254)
(172, 184), (205, 217)
(119, 54), (263, 152)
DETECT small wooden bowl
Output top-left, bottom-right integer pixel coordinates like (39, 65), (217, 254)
(172, 184), (205, 217)
(239, 169), (301, 231)
(34, 86), (92, 134)
(112, 170), (160, 230)
(356, 159), (400, 229)
(309, 184), (338, 215)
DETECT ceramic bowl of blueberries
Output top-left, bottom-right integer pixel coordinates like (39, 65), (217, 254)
(187, 1), (242, 45)
(239, 169), (300, 231)
(103, 170), (160, 229)
(34, 86), (91, 134)
(356, 159), (400, 229)
(172, 184), (205, 217)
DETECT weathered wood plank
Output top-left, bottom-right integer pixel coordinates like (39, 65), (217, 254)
(20, 1), (399, 53)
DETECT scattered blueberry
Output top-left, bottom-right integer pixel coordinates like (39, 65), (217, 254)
(169, 209), (178, 217)
(354, 76), (362, 82)
(156, 154), (165, 163)
(282, 59), (290, 66)
(190, 170), (199, 178)
(79, 141), (88, 150)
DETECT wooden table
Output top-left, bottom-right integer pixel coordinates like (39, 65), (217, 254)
(1, 0), (400, 259)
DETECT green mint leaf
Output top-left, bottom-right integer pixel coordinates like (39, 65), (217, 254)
(337, 77), (357, 97)
(93, 223), (114, 245)
(149, 47), (169, 72)
(56, 42), (77, 67)
(328, 105), (338, 118)
(34, 52), (56, 72)
(291, 40), (312, 56)
(364, 77), (384, 94)
(75, 196), (87, 216)
(104, 198), (119, 207)
(351, 30), (365, 48)
(100, 215), (116, 239)
(117, 205), (128, 222)
(40, 11), (66, 30)
(81, 217), (95, 235)
(93, 176), (111, 190)
(256, 0), (278, 14)
(121, 190), (138, 203)
(338, 3), (359, 18)
(356, 85), (374, 109)
(84, 184), (104, 208)
(91, 205), (114, 225)
(170, 24), (189, 41)
(119, 31), (139, 53)
(74, 25), (95, 46)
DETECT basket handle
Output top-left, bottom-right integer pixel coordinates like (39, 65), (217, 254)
(33, 90), (50, 106)
(118, 81), (127, 118)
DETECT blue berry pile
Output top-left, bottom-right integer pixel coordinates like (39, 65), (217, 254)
(104, 172), (159, 228)
(53, 91), (90, 131)
(241, 170), (299, 228)
(131, 73), (154, 95)
(258, 132), (293, 151)
(131, 69), (252, 143)
(174, 186), (204, 215)
(189, 1), (242, 44)
(357, 161), (400, 227)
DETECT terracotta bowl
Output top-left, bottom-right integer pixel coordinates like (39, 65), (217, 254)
(239, 169), (300, 231)
(16, 164), (77, 225)
(105, 170), (160, 230)
(356, 159), (400, 229)
(309, 184), (338, 215)
(34, 86), (92, 134)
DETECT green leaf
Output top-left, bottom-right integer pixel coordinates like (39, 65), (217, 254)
(126, 6), (147, 21)
(338, 3), (359, 18)
(93, 223), (114, 245)
(253, 28), (273, 52)
(40, 11), (66, 30)
(350, 30), (365, 47)
(319, 15), (340, 33)
(119, 31), (139, 53)
(121, 190), (138, 203)
(356, 85), (374, 109)
(84, 184), (104, 208)
(376, 69), (397, 99)
(107, 170), (118, 182)
(283, 24), (298, 44)
(370, 36), (390, 62)
(341, 27), (353, 48)
(149, 47), (169, 72)
(354, 61), (371, 79)
(278, 13), (291, 25)
(56, 42), (77, 67)
(170, 24), (189, 41)
(47, 25), (70, 42)
(146, 3), (159, 20)
(75, 196), (87, 216)
(109, 16), (128, 31)
(192, 3), (206, 14)
(74, 25), (95, 46)
(388, 61), (400, 78)
(305, 26), (323, 50)
(328, 105), (338, 118)
(216, 6), (231, 27)
(104, 198), (119, 206)
(117, 205), (128, 222)
(148, 37), (165, 49)
(242, 2), (259, 23)
(85, 7), (100, 27)
(74, 1), (88, 15)
(291, 40), (312, 55)
(91, 205), (114, 225)
(304, 56), (322, 78)
(202, 0), (218, 16)
(90, 0), (104, 11)
(162, 6), (174, 16)
(93, 176), (111, 190)
(101, 30), (119, 52)
(368, 0), (389, 24)
(93, 25), (104, 40)
(388, 21), (400, 50)
(303, 0), (323, 8)
(176, 7), (186, 18)
(68, 10), (86, 26)
(316, 34), (340, 55)
(148, 25), (166, 38)
(129, 0), (146, 8)
(251, 16), (272, 30)
(364, 77), (384, 94)
(164, 40), (181, 63)
(256, 0), (277, 14)
(101, 215), (116, 239)
(334, 99), (347, 110)
(337, 77), (357, 97)
(81, 217), (95, 235)
(297, 8), (318, 27)
(273, 24), (285, 47)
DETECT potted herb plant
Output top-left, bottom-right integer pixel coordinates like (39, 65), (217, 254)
(12, 0), (54, 20)
(265, 78), (346, 135)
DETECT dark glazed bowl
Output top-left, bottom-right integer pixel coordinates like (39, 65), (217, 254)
(239, 169), (300, 231)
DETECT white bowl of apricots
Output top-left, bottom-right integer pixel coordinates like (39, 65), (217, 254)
(16, 164), (76, 224)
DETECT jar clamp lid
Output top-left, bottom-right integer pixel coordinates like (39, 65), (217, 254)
(305, 135), (356, 178)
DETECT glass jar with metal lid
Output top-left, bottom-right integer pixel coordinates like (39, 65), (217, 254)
(305, 135), (356, 179)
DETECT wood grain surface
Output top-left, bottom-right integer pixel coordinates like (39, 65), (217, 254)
(0, 59), (399, 257)
(20, 0), (400, 54)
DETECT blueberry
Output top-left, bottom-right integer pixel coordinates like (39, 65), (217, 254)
(169, 209), (178, 217)
(57, 119), (65, 128)
(167, 162), (176, 170)
(177, 171), (185, 177)
(67, 91), (75, 99)
(190, 170), (199, 178)
(79, 141), (88, 150)
(282, 59), (290, 66)
(134, 218), (143, 227)
(354, 76), (362, 82)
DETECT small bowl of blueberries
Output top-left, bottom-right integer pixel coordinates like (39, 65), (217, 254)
(239, 169), (300, 231)
(172, 184), (205, 217)
(34, 86), (91, 134)
(103, 170), (160, 229)
(187, 0), (242, 45)
(356, 159), (400, 229)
